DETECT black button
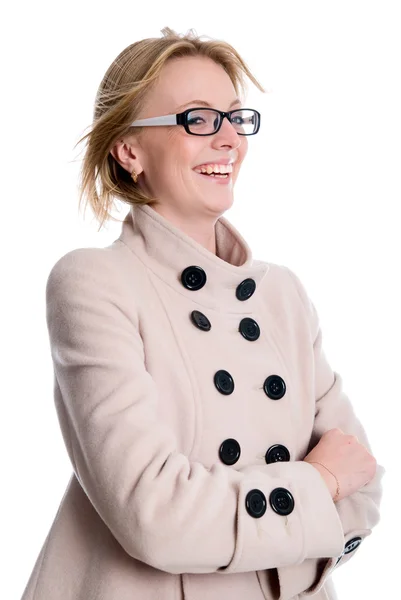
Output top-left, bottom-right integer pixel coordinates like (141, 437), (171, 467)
(336, 537), (363, 565)
(239, 317), (260, 341)
(263, 375), (286, 400)
(214, 370), (235, 395)
(245, 489), (267, 518)
(269, 487), (295, 515)
(236, 278), (256, 301)
(190, 310), (211, 331)
(219, 439), (241, 465)
(344, 537), (362, 555)
(265, 444), (290, 464)
(181, 266), (207, 291)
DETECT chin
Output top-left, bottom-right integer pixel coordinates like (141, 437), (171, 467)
(203, 192), (234, 215)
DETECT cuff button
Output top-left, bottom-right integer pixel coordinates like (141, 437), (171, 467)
(245, 489), (267, 518)
(344, 536), (363, 554)
(269, 487), (295, 515)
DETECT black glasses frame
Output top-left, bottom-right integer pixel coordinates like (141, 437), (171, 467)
(176, 107), (261, 136)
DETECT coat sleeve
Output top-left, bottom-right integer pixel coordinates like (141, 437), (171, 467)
(45, 248), (350, 576)
(272, 266), (386, 599)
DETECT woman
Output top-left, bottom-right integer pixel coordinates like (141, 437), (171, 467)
(21, 27), (384, 600)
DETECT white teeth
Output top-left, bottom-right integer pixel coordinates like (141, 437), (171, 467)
(194, 163), (233, 174)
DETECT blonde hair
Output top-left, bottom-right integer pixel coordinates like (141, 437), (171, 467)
(75, 27), (266, 230)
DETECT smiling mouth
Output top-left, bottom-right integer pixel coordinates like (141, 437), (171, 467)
(193, 162), (234, 177)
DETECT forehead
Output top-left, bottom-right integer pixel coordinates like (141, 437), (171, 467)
(145, 56), (239, 113)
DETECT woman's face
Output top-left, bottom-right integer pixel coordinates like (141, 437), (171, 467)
(118, 56), (248, 220)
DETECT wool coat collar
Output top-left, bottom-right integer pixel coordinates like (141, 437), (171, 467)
(118, 202), (270, 313)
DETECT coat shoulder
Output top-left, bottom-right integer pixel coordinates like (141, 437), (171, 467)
(257, 259), (309, 304)
(45, 240), (134, 289)
(255, 260), (314, 334)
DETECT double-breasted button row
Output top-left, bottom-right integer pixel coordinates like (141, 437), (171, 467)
(182, 266), (293, 518)
(219, 441), (290, 467)
(181, 266), (256, 301)
(245, 487), (295, 518)
(335, 536), (363, 565)
(213, 369), (286, 401)
(192, 310), (261, 342)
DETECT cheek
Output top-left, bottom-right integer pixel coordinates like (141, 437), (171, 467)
(159, 131), (200, 172)
(178, 135), (205, 165)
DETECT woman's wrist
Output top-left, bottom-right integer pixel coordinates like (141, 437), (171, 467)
(307, 461), (340, 502)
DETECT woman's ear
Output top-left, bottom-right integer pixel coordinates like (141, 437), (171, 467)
(110, 138), (144, 176)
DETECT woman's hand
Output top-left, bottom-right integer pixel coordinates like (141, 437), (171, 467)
(304, 428), (377, 502)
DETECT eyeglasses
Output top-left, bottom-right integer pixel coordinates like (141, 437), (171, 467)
(130, 107), (261, 136)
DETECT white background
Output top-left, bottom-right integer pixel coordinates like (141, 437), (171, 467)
(2, 2), (399, 598)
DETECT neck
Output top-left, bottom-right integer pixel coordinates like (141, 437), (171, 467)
(149, 201), (218, 255)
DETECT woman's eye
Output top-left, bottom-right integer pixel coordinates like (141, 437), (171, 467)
(188, 117), (206, 125)
(232, 117), (244, 125)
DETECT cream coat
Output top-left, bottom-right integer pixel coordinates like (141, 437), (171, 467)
(21, 202), (385, 600)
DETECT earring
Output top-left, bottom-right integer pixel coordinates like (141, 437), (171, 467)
(131, 169), (138, 184)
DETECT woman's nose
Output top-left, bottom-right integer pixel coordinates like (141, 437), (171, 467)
(212, 116), (241, 148)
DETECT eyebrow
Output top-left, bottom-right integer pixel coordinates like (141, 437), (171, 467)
(176, 98), (242, 111)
